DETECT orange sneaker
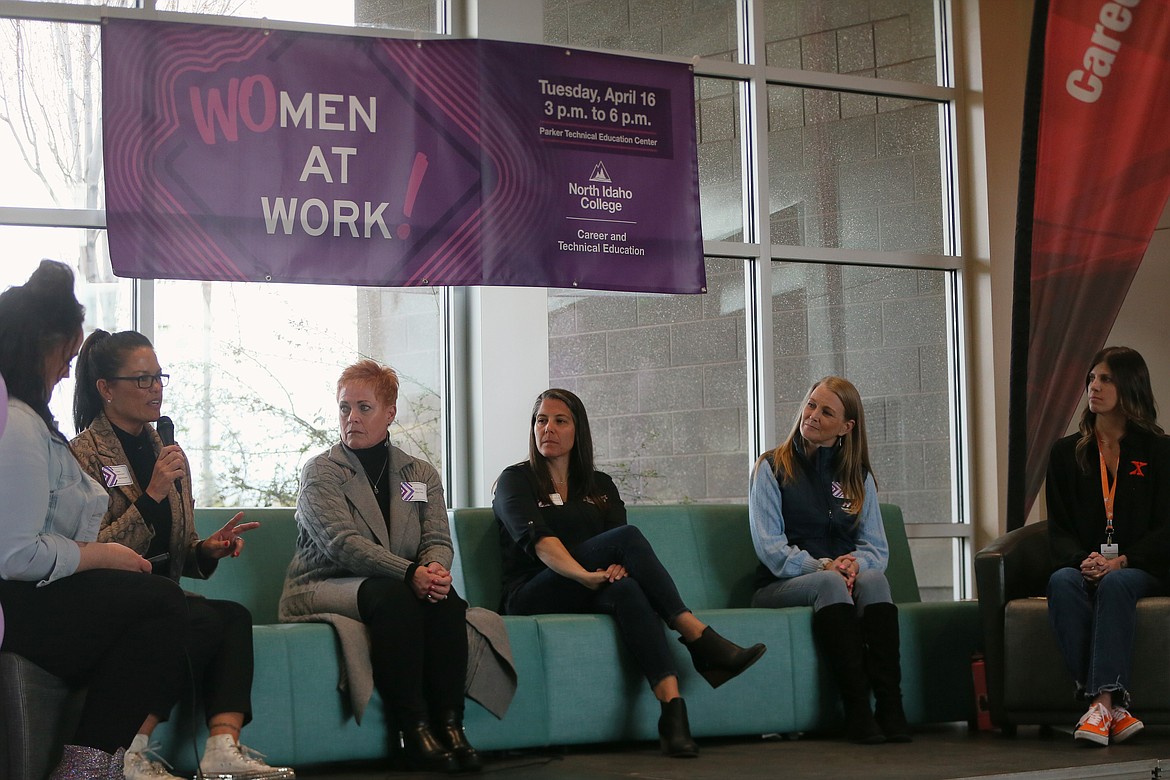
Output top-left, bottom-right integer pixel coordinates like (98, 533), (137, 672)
(1074, 702), (1111, 746)
(1110, 707), (1143, 743)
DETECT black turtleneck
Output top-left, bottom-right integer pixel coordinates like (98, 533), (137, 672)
(110, 421), (172, 563)
(346, 438), (392, 529)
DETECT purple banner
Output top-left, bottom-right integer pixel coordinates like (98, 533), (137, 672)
(101, 19), (705, 294)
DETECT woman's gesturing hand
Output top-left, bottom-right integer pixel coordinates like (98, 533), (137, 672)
(200, 512), (260, 560)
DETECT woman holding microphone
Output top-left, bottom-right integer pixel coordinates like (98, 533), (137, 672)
(71, 329), (292, 779)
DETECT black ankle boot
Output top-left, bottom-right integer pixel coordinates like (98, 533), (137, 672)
(401, 721), (460, 773)
(435, 711), (482, 772)
(680, 626), (767, 688)
(658, 698), (699, 758)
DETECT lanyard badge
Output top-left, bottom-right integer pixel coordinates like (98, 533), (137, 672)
(1099, 450), (1119, 559)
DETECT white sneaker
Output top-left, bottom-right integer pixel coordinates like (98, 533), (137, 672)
(123, 743), (184, 780)
(199, 734), (295, 780)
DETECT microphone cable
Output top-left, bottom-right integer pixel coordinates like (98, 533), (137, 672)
(181, 597), (207, 780)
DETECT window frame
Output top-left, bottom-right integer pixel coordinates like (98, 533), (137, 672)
(0, 0), (972, 597)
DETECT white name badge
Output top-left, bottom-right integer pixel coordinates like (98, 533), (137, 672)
(101, 464), (133, 488)
(549, 493), (564, 506)
(1101, 543), (1119, 559)
(400, 481), (427, 502)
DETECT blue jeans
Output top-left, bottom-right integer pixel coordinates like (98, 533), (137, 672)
(751, 569), (893, 613)
(505, 525), (688, 687)
(1047, 566), (1162, 705)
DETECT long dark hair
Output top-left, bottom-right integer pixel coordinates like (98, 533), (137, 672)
(755, 376), (875, 516)
(73, 329), (155, 433)
(527, 388), (601, 502)
(0, 260), (85, 430)
(1074, 346), (1163, 471)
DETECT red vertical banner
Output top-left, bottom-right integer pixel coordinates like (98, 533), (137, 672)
(1008, 0), (1170, 529)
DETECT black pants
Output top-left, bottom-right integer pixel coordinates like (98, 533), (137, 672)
(185, 595), (254, 724)
(505, 525), (687, 687)
(0, 570), (188, 753)
(357, 578), (468, 728)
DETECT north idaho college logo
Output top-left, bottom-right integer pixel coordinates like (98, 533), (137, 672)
(568, 161), (633, 215)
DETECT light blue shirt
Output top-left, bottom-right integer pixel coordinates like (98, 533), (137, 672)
(748, 458), (888, 579)
(0, 400), (109, 585)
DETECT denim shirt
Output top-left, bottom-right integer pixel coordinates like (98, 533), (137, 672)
(0, 400), (109, 585)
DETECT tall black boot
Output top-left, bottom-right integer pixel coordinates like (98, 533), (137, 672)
(435, 710), (483, 772)
(861, 602), (912, 742)
(679, 626), (767, 688)
(658, 698), (699, 758)
(813, 604), (884, 744)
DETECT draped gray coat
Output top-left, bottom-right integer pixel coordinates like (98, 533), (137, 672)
(280, 441), (514, 721)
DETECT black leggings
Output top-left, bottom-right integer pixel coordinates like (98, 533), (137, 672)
(357, 577), (468, 728)
(185, 595), (254, 724)
(0, 570), (188, 753)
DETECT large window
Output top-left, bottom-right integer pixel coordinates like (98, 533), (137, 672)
(0, 1), (970, 597)
(549, 258), (748, 504)
(542, 0), (965, 598)
(151, 282), (445, 507)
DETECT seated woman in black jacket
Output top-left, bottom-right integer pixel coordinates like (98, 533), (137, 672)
(1046, 346), (1170, 746)
(493, 388), (765, 758)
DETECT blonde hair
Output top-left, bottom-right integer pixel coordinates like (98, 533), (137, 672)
(756, 376), (875, 515)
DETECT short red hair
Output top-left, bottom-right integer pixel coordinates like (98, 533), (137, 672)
(336, 359), (399, 407)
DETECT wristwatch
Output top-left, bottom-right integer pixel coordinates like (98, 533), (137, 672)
(818, 557), (834, 570)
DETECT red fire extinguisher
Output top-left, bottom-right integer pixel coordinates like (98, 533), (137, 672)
(971, 652), (992, 731)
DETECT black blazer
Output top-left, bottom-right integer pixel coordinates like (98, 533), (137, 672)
(1046, 426), (1170, 578)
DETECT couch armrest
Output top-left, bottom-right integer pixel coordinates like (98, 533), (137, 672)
(973, 521), (1050, 729)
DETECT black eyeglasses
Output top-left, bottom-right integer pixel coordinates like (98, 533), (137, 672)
(108, 373), (170, 389)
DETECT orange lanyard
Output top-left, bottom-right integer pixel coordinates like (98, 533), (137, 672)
(1099, 450), (1116, 544)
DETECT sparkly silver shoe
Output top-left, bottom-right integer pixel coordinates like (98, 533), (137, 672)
(49, 745), (127, 779)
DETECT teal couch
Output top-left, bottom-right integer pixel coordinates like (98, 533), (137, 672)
(144, 503), (981, 771)
(449, 504), (981, 746)
(0, 503), (978, 775)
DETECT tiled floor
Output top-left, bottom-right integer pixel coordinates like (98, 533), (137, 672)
(289, 723), (1170, 780)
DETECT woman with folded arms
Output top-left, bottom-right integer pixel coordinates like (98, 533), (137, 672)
(71, 328), (292, 780)
(1046, 346), (1170, 746)
(0, 260), (187, 780)
(494, 388), (766, 758)
(748, 376), (909, 744)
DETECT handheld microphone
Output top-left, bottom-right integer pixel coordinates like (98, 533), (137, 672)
(156, 416), (175, 446)
(155, 416), (183, 497)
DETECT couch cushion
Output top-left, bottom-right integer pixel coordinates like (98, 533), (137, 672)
(628, 505), (758, 610)
(880, 503), (920, 604)
(187, 507), (298, 625)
